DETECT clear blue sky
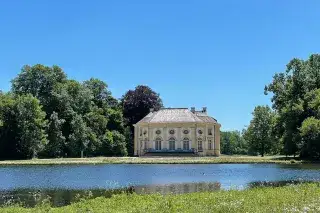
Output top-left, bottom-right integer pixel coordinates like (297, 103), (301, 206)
(0, 0), (320, 131)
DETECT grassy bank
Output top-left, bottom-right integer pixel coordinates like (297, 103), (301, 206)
(0, 155), (305, 165)
(1, 183), (320, 212)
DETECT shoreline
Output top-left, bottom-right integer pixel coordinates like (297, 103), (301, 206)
(0, 156), (313, 165)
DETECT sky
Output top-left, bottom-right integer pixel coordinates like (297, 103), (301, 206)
(0, 0), (320, 131)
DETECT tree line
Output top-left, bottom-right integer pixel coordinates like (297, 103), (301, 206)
(2, 55), (320, 160)
(223, 54), (320, 159)
(0, 64), (163, 159)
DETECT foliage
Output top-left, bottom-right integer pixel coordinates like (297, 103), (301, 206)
(110, 130), (128, 156)
(83, 78), (118, 108)
(244, 106), (277, 157)
(300, 117), (320, 159)
(68, 114), (89, 157)
(1, 64), (164, 159)
(121, 85), (163, 155)
(263, 54), (320, 158)
(0, 93), (47, 159)
(220, 130), (248, 155)
(41, 112), (66, 158)
(11, 64), (67, 115)
(2, 183), (320, 212)
(0, 64), (133, 159)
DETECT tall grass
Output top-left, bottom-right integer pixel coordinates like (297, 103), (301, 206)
(1, 183), (320, 213)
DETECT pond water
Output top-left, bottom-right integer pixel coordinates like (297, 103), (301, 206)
(1, 163), (320, 207)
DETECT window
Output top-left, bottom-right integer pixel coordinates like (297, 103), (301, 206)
(155, 138), (162, 150)
(208, 128), (212, 135)
(183, 138), (189, 150)
(208, 140), (213, 150)
(198, 139), (203, 151)
(169, 137), (175, 150)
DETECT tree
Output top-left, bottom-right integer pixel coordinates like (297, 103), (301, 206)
(15, 94), (48, 158)
(83, 78), (118, 108)
(1, 64), (136, 159)
(42, 112), (66, 158)
(83, 106), (108, 156)
(0, 93), (47, 159)
(99, 130), (114, 156)
(121, 85), (163, 155)
(111, 130), (128, 156)
(11, 64), (67, 115)
(300, 117), (320, 159)
(106, 108), (125, 132)
(98, 130), (128, 156)
(265, 54), (320, 157)
(0, 93), (18, 159)
(244, 106), (275, 157)
(221, 130), (248, 155)
(67, 114), (89, 157)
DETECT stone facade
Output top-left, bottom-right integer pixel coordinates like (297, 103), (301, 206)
(133, 107), (221, 156)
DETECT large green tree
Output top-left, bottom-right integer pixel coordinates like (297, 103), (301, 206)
(12, 64), (67, 115)
(265, 54), (320, 158)
(0, 93), (47, 159)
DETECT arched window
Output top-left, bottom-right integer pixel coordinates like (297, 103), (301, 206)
(183, 138), (189, 150)
(169, 137), (175, 150)
(198, 138), (203, 151)
(155, 138), (162, 150)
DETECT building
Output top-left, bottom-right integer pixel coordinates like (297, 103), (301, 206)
(133, 107), (221, 156)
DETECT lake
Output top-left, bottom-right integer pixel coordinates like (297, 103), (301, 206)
(1, 163), (320, 207)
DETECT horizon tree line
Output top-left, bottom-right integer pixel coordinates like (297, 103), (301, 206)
(1, 54), (320, 160)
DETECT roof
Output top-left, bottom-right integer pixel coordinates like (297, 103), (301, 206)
(195, 111), (217, 123)
(137, 108), (217, 124)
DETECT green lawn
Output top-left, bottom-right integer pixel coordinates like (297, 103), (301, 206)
(0, 155), (303, 165)
(1, 183), (320, 213)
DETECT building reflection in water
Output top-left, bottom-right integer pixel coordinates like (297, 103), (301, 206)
(134, 182), (221, 195)
(0, 182), (221, 208)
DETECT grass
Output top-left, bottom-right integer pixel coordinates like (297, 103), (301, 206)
(0, 155), (306, 165)
(1, 183), (320, 212)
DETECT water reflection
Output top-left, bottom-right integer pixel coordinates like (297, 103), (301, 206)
(134, 182), (221, 194)
(0, 182), (222, 207)
(2, 180), (318, 208)
(1, 163), (320, 207)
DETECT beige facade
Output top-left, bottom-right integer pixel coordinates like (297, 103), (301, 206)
(133, 107), (221, 156)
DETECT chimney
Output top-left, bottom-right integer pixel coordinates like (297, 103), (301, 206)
(202, 107), (207, 113)
(191, 107), (195, 113)
(150, 108), (154, 112)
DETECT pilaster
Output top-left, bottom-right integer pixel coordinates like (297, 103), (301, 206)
(214, 124), (220, 156)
